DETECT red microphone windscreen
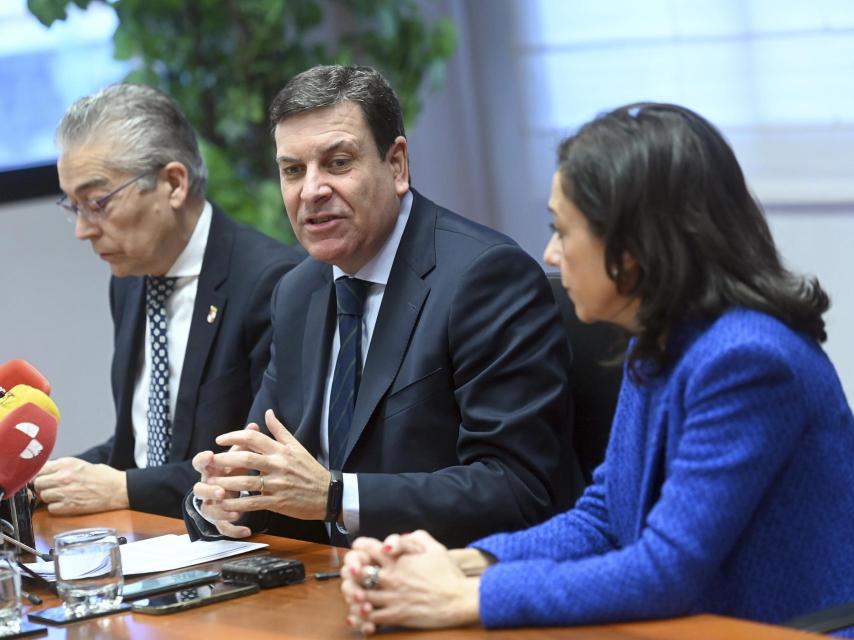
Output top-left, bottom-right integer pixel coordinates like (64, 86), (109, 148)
(0, 360), (50, 395)
(0, 403), (58, 497)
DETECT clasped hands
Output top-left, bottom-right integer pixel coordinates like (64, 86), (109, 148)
(192, 409), (330, 537)
(340, 530), (486, 635)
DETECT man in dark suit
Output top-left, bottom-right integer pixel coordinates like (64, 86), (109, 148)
(34, 84), (303, 518)
(187, 65), (580, 547)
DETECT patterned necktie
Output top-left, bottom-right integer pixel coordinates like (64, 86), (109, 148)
(328, 277), (371, 471)
(145, 275), (177, 467)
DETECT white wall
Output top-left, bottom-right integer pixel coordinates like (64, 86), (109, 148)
(0, 196), (114, 456)
(766, 206), (854, 403)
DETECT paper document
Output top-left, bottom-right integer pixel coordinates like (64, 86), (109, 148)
(23, 534), (267, 581)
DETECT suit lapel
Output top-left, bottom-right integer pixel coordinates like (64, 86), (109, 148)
(171, 209), (231, 462)
(112, 277), (146, 468)
(343, 191), (437, 464)
(296, 269), (335, 452)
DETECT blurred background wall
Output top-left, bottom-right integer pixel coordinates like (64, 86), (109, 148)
(2, 0), (852, 456)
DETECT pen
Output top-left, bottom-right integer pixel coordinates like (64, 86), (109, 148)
(16, 560), (57, 596)
(314, 570), (340, 580)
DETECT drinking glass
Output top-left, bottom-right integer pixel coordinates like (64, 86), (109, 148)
(53, 528), (123, 616)
(0, 550), (22, 634)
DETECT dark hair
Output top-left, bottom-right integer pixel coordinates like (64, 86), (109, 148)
(268, 65), (405, 158)
(557, 102), (829, 378)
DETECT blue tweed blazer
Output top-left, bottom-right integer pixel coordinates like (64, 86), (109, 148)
(474, 309), (854, 636)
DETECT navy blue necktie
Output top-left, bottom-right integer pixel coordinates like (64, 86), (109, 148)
(145, 275), (177, 467)
(328, 277), (370, 471)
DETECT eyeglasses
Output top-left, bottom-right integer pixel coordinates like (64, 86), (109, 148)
(57, 170), (154, 223)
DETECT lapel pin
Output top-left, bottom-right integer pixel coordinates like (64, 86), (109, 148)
(207, 305), (218, 324)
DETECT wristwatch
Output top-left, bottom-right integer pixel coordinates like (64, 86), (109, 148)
(324, 470), (344, 522)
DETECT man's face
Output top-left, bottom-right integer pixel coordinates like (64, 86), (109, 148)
(57, 143), (184, 277)
(274, 102), (409, 273)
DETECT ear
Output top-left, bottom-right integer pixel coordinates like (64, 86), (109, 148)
(386, 136), (410, 197)
(618, 251), (641, 291)
(162, 161), (190, 209)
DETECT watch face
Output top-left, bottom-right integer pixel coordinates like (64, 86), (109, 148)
(325, 472), (344, 522)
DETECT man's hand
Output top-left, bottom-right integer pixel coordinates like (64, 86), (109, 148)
(204, 409), (330, 522)
(191, 423), (260, 538)
(33, 457), (128, 515)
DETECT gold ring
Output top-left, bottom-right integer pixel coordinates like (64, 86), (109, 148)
(259, 475), (265, 495)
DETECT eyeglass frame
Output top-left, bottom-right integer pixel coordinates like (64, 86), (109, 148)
(56, 168), (159, 223)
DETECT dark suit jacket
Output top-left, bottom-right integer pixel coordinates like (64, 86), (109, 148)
(186, 192), (579, 547)
(79, 207), (304, 517)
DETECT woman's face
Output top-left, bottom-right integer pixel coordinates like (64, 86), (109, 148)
(543, 171), (639, 330)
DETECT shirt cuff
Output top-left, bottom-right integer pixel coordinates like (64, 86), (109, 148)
(339, 473), (360, 535)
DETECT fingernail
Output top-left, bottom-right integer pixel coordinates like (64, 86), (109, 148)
(350, 567), (358, 577)
(345, 617), (352, 626)
(382, 544), (392, 553)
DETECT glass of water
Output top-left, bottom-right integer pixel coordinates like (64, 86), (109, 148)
(53, 528), (123, 616)
(0, 550), (22, 634)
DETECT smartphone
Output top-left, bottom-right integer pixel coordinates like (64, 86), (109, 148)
(28, 602), (131, 625)
(0, 621), (47, 638)
(130, 582), (259, 615)
(122, 569), (221, 600)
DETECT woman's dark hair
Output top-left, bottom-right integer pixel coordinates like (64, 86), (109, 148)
(557, 102), (829, 378)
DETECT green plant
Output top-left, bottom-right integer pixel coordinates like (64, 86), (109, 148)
(28, 0), (457, 243)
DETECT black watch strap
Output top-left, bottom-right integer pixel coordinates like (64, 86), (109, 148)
(324, 469), (344, 523)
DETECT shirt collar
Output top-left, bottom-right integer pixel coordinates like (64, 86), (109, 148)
(166, 201), (212, 278)
(332, 190), (413, 286)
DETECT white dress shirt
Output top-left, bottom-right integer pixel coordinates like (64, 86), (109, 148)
(131, 202), (212, 467)
(323, 190), (412, 535)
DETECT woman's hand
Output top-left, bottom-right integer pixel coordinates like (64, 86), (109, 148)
(341, 531), (481, 634)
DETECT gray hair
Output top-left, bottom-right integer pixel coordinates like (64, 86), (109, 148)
(269, 65), (406, 158)
(56, 83), (207, 199)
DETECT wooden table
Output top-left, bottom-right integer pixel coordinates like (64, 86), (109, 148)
(21, 510), (815, 639)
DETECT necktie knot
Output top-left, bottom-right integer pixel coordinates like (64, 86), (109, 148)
(146, 276), (178, 308)
(335, 277), (370, 317)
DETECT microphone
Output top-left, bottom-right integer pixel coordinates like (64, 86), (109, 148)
(0, 398), (59, 499)
(0, 359), (50, 396)
(0, 360), (59, 561)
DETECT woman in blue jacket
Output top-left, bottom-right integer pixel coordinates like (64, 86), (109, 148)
(340, 103), (854, 636)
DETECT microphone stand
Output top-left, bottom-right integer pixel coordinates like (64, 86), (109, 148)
(1, 526), (52, 561)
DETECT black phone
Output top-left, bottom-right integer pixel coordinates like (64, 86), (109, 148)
(129, 581), (259, 615)
(121, 569), (221, 600)
(27, 602), (131, 625)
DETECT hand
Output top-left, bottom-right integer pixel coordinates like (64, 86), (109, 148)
(204, 409), (330, 522)
(341, 531), (481, 634)
(33, 457), (128, 515)
(192, 423), (260, 538)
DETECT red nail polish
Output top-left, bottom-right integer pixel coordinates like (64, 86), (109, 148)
(382, 544), (392, 553)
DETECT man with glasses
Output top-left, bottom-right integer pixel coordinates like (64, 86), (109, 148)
(34, 83), (303, 518)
